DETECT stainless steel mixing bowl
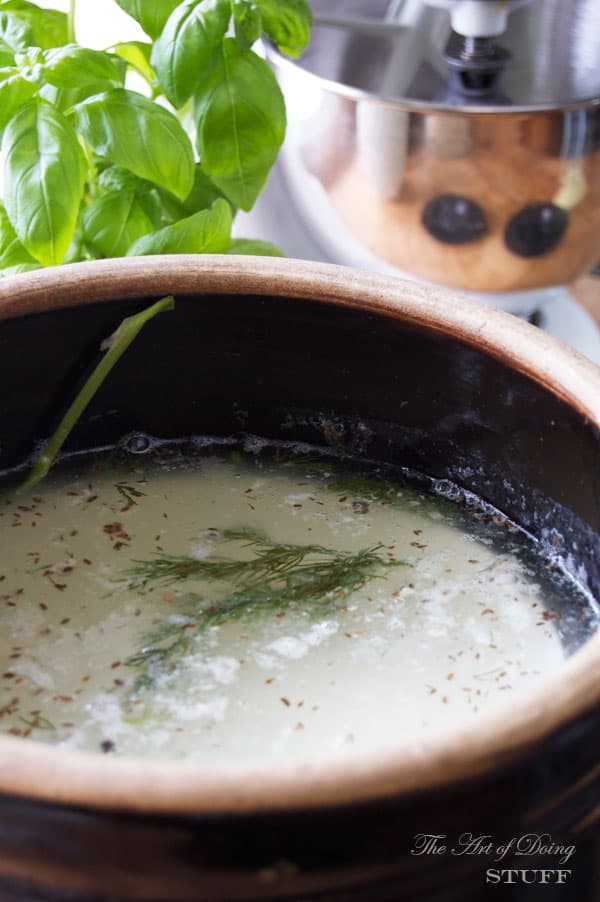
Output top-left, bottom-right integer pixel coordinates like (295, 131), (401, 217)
(267, 0), (600, 303)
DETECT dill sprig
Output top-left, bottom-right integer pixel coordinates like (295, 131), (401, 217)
(126, 528), (386, 588)
(18, 716), (55, 731)
(123, 528), (406, 693)
(115, 481), (146, 508)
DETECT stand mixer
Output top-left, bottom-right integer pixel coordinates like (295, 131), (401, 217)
(263, 0), (600, 314)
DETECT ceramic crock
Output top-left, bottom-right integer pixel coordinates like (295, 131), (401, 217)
(0, 257), (598, 901)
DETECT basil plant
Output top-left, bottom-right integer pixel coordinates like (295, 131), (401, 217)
(0, 0), (312, 276)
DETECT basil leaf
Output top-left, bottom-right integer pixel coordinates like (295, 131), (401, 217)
(99, 161), (227, 230)
(97, 165), (181, 228)
(0, 9), (32, 53)
(83, 189), (153, 258)
(37, 82), (77, 112)
(39, 46), (126, 111)
(0, 71), (36, 135)
(111, 41), (156, 86)
(13, 45), (44, 81)
(127, 197), (231, 255)
(97, 164), (141, 193)
(231, 0), (262, 49)
(151, 0), (230, 108)
(0, 1), (68, 50)
(74, 88), (194, 200)
(256, 0), (311, 58)
(43, 46), (126, 102)
(182, 162), (227, 212)
(229, 237), (284, 257)
(2, 98), (86, 265)
(62, 210), (86, 263)
(0, 37), (16, 67)
(141, 163), (229, 226)
(0, 200), (37, 268)
(195, 38), (285, 211)
(113, 0), (181, 40)
(137, 188), (183, 229)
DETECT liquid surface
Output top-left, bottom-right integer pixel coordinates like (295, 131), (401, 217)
(0, 441), (596, 763)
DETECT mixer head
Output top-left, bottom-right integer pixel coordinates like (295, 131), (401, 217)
(310, 0), (600, 108)
(421, 1), (533, 39)
(420, 1), (529, 102)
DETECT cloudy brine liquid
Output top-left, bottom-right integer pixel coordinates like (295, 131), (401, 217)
(0, 439), (596, 763)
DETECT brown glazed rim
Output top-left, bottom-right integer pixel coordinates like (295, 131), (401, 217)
(0, 255), (598, 816)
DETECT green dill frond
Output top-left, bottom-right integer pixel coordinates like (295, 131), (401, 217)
(18, 716), (55, 731)
(122, 528), (407, 695)
(115, 481), (146, 507)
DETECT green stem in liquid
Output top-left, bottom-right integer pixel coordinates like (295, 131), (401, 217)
(17, 295), (175, 495)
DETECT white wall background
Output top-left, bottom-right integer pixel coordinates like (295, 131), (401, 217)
(34, 0), (145, 48)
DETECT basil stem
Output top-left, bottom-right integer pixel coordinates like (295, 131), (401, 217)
(18, 295), (174, 494)
(67, 0), (76, 43)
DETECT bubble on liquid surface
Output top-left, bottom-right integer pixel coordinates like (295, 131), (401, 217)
(122, 432), (152, 454)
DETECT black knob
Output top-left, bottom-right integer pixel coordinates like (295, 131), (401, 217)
(504, 203), (568, 257)
(422, 194), (487, 244)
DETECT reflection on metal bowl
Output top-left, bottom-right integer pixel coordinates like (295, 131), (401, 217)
(266, 0), (600, 302)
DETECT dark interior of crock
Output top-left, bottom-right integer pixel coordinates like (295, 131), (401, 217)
(1, 291), (599, 600)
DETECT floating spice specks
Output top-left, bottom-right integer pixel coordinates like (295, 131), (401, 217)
(0, 444), (594, 764)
